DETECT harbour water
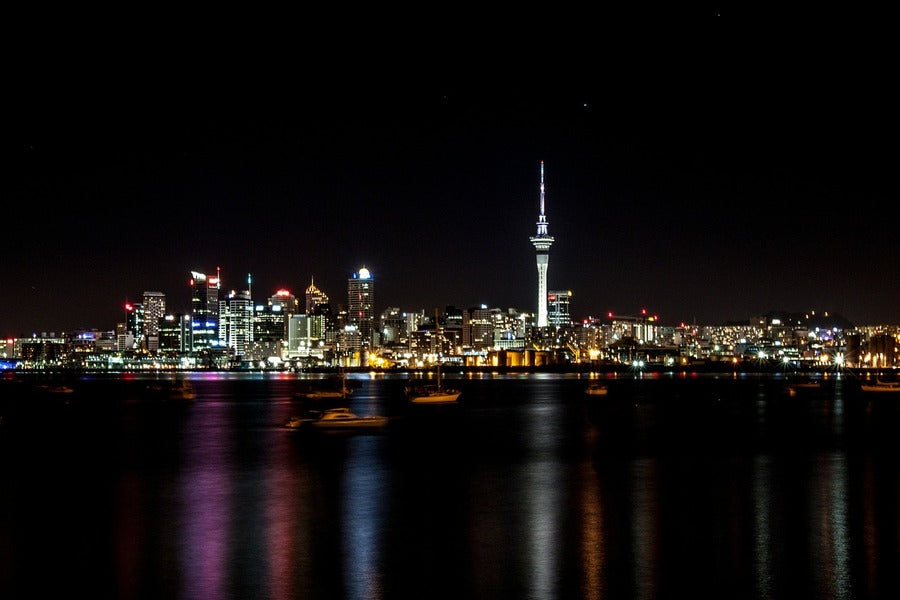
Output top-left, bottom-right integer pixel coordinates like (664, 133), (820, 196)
(1, 371), (897, 599)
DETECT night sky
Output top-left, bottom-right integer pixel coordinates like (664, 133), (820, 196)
(5, 33), (899, 336)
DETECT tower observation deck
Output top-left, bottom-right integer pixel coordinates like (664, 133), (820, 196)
(529, 160), (554, 327)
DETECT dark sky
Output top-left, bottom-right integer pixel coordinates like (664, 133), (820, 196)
(4, 32), (899, 336)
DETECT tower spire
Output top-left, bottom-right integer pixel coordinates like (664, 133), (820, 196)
(529, 160), (555, 328)
(540, 159), (546, 217)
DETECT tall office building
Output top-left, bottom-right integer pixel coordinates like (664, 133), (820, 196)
(142, 291), (166, 351)
(305, 276), (329, 314)
(529, 160), (554, 327)
(379, 307), (407, 349)
(268, 288), (299, 317)
(190, 269), (220, 352)
(347, 267), (374, 350)
(122, 302), (139, 350)
(465, 305), (495, 350)
(158, 314), (191, 354)
(220, 289), (253, 358)
(547, 290), (572, 327)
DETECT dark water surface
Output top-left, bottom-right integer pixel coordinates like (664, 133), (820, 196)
(1, 371), (897, 599)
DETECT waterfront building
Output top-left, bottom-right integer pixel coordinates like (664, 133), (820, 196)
(16, 333), (68, 366)
(529, 161), (554, 328)
(608, 310), (660, 345)
(494, 308), (527, 350)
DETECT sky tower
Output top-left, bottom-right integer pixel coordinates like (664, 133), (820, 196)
(529, 160), (554, 327)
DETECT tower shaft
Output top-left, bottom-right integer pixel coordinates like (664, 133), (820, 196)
(529, 160), (554, 328)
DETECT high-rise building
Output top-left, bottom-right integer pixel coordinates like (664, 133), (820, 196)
(142, 291), (166, 351)
(305, 277), (329, 314)
(269, 288), (299, 316)
(190, 269), (220, 352)
(465, 305), (495, 350)
(123, 301), (141, 350)
(252, 304), (286, 360)
(547, 290), (572, 327)
(347, 267), (374, 351)
(220, 289), (253, 358)
(529, 160), (554, 327)
(379, 307), (407, 349)
(287, 313), (327, 357)
(159, 314), (191, 354)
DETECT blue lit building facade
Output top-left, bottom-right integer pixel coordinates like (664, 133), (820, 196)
(190, 270), (220, 353)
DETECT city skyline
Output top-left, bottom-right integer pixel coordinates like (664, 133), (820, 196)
(5, 39), (899, 335)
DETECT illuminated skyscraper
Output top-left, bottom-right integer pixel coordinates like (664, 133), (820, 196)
(190, 269), (220, 352)
(305, 276), (329, 314)
(269, 288), (299, 316)
(220, 289), (253, 358)
(142, 291), (166, 351)
(547, 290), (572, 327)
(347, 267), (374, 350)
(529, 160), (554, 327)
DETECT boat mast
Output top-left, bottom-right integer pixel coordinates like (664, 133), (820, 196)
(435, 307), (442, 391)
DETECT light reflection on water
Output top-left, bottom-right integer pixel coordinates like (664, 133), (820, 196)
(629, 457), (659, 600)
(752, 454), (774, 600)
(181, 400), (231, 600)
(0, 372), (897, 599)
(341, 435), (388, 600)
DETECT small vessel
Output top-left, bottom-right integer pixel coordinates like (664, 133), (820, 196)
(168, 380), (197, 400)
(407, 364), (460, 404)
(791, 380), (822, 389)
(147, 378), (196, 400)
(585, 382), (608, 396)
(785, 379), (822, 396)
(859, 379), (900, 393)
(284, 415), (313, 430)
(43, 384), (75, 394)
(308, 407), (389, 431)
(293, 370), (353, 400)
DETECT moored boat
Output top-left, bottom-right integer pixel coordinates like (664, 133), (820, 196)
(407, 364), (460, 404)
(293, 370), (353, 401)
(585, 382), (608, 396)
(147, 379), (196, 401)
(308, 407), (389, 431)
(860, 379), (900, 393)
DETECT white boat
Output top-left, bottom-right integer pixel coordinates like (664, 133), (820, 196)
(860, 379), (900, 393)
(308, 407), (389, 431)
(585, 382), (608, 396)
(407, 364), (460, 404)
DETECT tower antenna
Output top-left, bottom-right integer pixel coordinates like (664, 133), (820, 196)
(540, 159), (545, 217)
